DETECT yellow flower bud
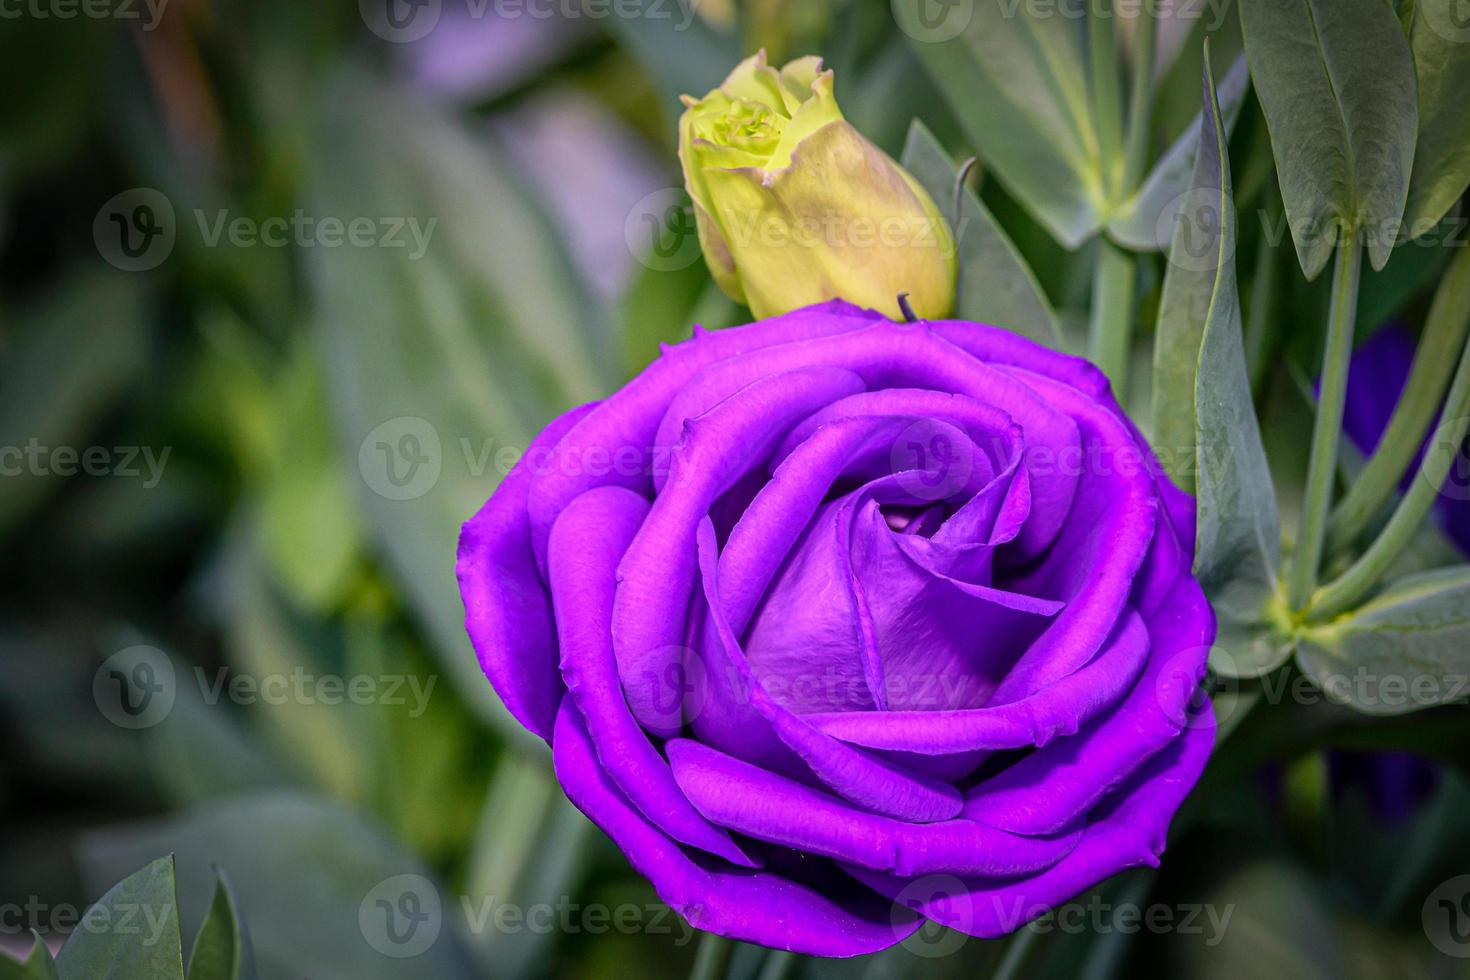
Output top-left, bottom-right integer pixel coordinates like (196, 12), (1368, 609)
(678, 52), (956, 321)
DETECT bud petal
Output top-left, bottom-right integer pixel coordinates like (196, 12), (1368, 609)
(678, 53), (956, 321)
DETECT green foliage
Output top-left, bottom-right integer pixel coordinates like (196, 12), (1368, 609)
(900, 121), (1060, 345)
(1239, 0), (1418, 276)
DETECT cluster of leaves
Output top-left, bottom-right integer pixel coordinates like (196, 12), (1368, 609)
(0, 860), (250, 980)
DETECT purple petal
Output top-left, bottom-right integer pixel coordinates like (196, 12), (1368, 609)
(694, 519), (965, 822)
(526, 301), (882, 567)
(612, 366), (868, 733)
(848, 710), (1215, 938)
(963, 574), (1213, 835)
(667, 737), (1082, 877)
(802, 608), (1150, 755)
(551, 699), (920, 956)
(457, 402), (596, 741)
(549, 485), (756, 867)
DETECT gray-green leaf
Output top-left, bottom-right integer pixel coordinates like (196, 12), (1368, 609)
(1403, 0), (1470, 236)
(1298, 565), (1470, 715)
(185, 871), (255, 980)
(55, 856), (185, 980)
(1239, 0), (1418, 276)
(0, 934), (61, 980)
(900, 120), (1061, 346)
(1179, 44), (1287, 679)
(79, 792), (478, 980)
(895, 0), (1106, 247)
(1107, 54), (1250, 251)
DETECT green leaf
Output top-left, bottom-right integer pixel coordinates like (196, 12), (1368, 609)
(55, 856), (184, 980)
(1107, 55), (1250, 251)
(185, 871), (255, 980)
(900, 120), (1060, 346)
(895, 0), (1106, 247)
(1169, 44), (1287, 679)
(258, 342), (365, 614)
(1403, 0), (1470, 235)
(0, 934), (60, 980)
(601, 0), (738, 107)
(1239, 0), (1418, 276)
(1153, 46), (1234, 492)
(304, 66), (608, 736)
(616, 217), (711, 379)
(79, 792), (478, 980)
(0, 270), (148, 534)
(1298, 565), (1470, 715)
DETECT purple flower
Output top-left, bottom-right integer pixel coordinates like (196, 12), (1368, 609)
(457, 301), (1216, 955)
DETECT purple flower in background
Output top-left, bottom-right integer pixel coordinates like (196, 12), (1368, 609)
(457, 301), (1216, 955)
(1342, 323), (1470, 553)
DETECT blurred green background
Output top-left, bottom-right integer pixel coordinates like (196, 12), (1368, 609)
(2, 0), (1469, 977)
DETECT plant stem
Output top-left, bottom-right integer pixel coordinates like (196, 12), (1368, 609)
(690, 933), (735, 980)
(1308, 326), (1470, 621)
(1089, 0), (1125, 194)
(1326, 245), (1470, 555)
(1286, 232), (1362, 610)
(992, 925), (1041, 980)
(1089, 239), (1137, 395)
(1121, 5), (1157, 192)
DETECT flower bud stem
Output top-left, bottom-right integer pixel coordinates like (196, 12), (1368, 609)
(1088, 239), (1137, 394)
(1325, 245), (1470, 556)
(1287, 231), (1362, 611)
(897, 291), (919, 323)
(1308, 318), (1470, 622)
